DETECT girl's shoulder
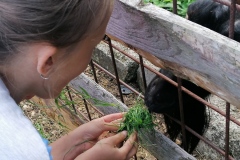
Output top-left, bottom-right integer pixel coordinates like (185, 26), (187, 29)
(0, 79), (51, 160)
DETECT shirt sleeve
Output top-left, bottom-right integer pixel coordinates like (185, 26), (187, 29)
(41, 137), (53, 160)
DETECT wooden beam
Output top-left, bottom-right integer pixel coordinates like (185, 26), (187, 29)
(31, 97), (83, 131)
(107, 0), (240, 108)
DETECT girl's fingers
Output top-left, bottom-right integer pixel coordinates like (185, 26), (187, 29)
(84, 113), (123, 135)
(126, 143), (138, 159)
(100, 113), (125, 132)
(103, 113), (124, 123)
(120, 132), (138, 155)
(105, 131), (128, 145)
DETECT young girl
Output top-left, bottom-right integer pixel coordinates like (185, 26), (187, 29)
(0, 0), (137, 159)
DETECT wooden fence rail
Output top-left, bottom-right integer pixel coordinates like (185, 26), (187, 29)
(107, 0), (240, 108)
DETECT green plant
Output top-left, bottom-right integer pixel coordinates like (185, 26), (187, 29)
(118, 99), (155, 138)
(77, 87), (120, 108)
(55, 88), (76, 109)
(144, 0), (195, 17)
(34, 122), (49, 139)
(61, 88), (156, 157)
(78, 87), (155, 139)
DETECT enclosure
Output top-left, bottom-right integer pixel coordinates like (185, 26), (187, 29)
(27, 0), (240, 159)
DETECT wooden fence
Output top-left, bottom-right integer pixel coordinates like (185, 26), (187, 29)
(107, 0), (240, 108)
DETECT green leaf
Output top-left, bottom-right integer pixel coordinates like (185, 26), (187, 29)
(144, 0), (196, 17)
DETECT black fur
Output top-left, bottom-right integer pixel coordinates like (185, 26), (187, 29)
(188, 0), (240, 41)
(145, 0), (240, 153)
(145, 69), (210, 153)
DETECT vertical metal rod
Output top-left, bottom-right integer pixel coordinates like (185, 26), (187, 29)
(225, 0), (236, 159)
(167, 113), (235, 160)
(173, 2), (182, 153)
(229, 0), (236, 39)
(134, 155), (137, 160)
(225, 102), (231, 160)
(173, 0), (178, 14)
(177, 77), (187, 151)
(139, 55), (147, 92)
(66, 86), (76, 114)
(90, 59), (99, 84)
(83, 99), (92, 121)
(106, 36), (125, 103)
(104, 35), (137, 160)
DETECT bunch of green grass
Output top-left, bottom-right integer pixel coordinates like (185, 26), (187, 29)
(118, 99), (155, 137)
(74, 87), (156, 138)
(144, 0), (195, 17)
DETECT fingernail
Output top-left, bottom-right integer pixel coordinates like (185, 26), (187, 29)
(122, 131), (128, 137)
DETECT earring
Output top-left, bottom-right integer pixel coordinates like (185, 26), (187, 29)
(40, 74), (49, 80)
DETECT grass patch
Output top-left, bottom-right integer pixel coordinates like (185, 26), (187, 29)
(144, 0), (195, 17)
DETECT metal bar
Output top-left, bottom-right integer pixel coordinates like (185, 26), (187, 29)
(167, 114), (235, 160)
(139, 55), (147, 91)
(177, 78), (187, 151)
(56, 98), (90, 122)
(68, 87), (105, 116)
(89, 59), (99, 84)
(83, 98), (92, 121)
(153, 68), (240, 127)
(105, 36), (125, 103)
(104, 41), (141, 63)
(66, 86), (77, 114)
(93, 61), (144, 99)
(229, 0), (236, 39)
(225, 1), (236, 159)
(76, 108), (90, 122)
(103, 40), (240, 127)
(172, 0), (177, 14)
(225, 102), (231, 160)
(88, 104), (105, 116)
(134, 155), (137, 160)
(213, 0), (240, 11)
(161, 0), (186, 148)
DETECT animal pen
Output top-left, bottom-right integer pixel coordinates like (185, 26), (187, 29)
(32, 0), (240, 159)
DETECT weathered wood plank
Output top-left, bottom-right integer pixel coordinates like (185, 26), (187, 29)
(31, 97), (84, 131)
(69, 74), (196, 160)
(69, 74), (128, 114)
(107, 0), (240, 108)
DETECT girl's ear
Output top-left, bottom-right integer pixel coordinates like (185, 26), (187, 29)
(36, 44), (58, 77)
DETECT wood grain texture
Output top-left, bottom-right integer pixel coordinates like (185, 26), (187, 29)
(107, 0), (240, 108)
(31, 97), (83, 131)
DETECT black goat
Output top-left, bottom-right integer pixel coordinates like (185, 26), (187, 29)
(145, 0), (240, 154)
(145, 69), (210, 153)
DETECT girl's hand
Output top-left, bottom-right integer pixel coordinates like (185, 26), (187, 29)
(75, 131), (138, 160)
(51, 113), (134, 160)
(71, 113), (125, 151)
